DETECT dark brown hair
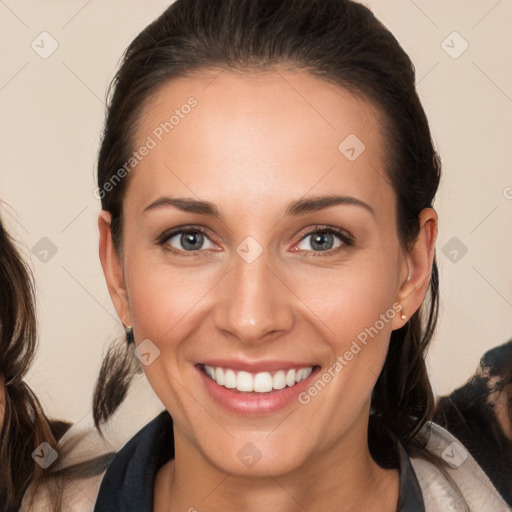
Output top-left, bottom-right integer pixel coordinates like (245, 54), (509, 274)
(0, 219), (114, 512)
(0, 217), (71, 510)
(434, 340), (512, 506)
(93, 0), (440, 448)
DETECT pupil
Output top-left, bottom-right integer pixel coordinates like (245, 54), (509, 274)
(311, 232), (333, 251)
(179, 232), (334, 252)
(182, 232), (203, 251)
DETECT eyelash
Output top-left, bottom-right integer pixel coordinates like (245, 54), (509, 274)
(157, 224), (354, 258)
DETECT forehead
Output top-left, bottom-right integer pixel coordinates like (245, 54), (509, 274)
(127, 68), (394, 220)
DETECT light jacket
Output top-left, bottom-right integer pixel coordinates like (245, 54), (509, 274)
(20, 413), (511, 511)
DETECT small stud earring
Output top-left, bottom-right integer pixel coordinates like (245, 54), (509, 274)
(401, 313), (407, 321)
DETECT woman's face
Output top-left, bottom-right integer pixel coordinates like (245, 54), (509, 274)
(100, 68), (436, 477)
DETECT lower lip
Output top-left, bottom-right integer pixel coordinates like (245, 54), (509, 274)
(196, 365), (321, 415)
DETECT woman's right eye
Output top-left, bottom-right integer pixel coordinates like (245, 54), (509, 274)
(159, 225), (355, 258)
(162, 228), (218, 255)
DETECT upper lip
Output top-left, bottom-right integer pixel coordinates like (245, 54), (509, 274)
(198, 359), (318, 373)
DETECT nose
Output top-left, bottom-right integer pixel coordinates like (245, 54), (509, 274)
(213, 248), (295, 345)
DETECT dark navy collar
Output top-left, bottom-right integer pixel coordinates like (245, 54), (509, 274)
(93, 411), (173, 512)
(93, 411), (425, 511)
(395, 437), (425, 511)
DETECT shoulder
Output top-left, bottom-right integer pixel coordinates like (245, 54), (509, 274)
(20, 471), (107, 512)
(19, 421), (115, 512)
(409, 421), (511, 511)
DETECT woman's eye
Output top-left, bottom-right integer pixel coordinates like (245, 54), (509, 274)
(294, 228), (352, 254)
(164, 230), (217, 253)
(159, 226), (352, 257)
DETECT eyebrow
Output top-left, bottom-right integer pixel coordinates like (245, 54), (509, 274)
(143, 194), (375, 218)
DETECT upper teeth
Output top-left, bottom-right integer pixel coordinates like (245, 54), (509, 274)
(204, 365), (313, 393)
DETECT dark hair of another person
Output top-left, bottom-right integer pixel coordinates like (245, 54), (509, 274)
(434, 340), (512, 506)
(1, 218), (115, 512)
(93, 0), (440, 448)
(0, 218), (71, 511)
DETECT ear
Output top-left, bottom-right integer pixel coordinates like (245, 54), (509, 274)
(98, 210), (132, 327)
(393, 207), (438, 329)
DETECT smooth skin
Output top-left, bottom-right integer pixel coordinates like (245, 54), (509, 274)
(99, 67), (437, 512)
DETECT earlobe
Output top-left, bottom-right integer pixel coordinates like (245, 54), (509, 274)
(98, 211), (132, 327)
(393, 208), (438, 329)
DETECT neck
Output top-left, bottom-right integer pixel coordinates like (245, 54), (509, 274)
(154, 413), (399, 512)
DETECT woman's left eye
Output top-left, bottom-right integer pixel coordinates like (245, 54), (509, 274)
(293, 227), (353, 255)
(158, 225), (353, 257)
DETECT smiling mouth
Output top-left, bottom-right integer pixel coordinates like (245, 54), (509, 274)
(200, 364), (320, 393)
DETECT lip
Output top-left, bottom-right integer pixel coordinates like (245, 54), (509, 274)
(196, 363), (321, 415)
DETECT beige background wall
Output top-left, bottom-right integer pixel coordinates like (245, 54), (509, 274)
(1, 0), (511, 443)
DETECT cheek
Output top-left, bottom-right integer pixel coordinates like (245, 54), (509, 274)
(123, 255), (210, 410)
(290, 259), (401, 430)
(290, 249), (400, 401)
(292, 249), (400, 344)
(125, 236), (401, 347)
(123, 238), (210, 328)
